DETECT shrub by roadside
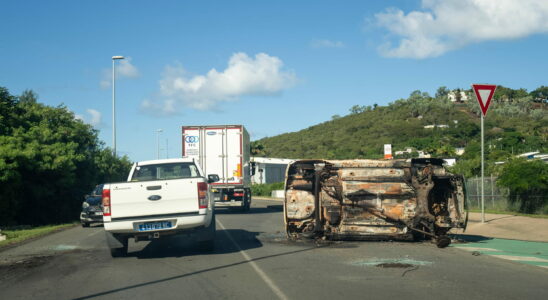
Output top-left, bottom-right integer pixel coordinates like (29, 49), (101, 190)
(0, 223), (75, 249)
(251, 182), (285, 197)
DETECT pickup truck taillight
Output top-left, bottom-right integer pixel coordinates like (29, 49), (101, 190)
(197, 182), (208, 209)
(102, 188), (111, 216)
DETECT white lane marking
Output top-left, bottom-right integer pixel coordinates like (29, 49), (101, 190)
(454, 247), (502, 252)
(217, 219), (288, 300)
(489, 255), (548, 263)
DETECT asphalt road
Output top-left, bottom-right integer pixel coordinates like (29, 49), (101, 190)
(1, 199), (547, 300)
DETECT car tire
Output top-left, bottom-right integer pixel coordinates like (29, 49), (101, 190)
(82, 222), (90, 228)
(110, 236), (128, 257)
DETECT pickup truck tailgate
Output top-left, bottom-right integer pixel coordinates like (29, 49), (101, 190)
(110, 179), (199, 219)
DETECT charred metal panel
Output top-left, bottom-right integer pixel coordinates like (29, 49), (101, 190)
(284, 159), (467, 248)
(285, 189), (315, 219)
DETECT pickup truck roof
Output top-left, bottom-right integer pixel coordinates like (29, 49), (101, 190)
(136, 158), (195, 166)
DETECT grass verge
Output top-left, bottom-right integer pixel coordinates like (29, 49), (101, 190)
(0, 223), (76, 249)
(468, 209), (548, 219)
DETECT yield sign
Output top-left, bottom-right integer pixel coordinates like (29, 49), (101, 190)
(472, 84), (497, 116)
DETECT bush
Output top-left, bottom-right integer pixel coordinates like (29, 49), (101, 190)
(0, 87), (132, 226)
(497, 159), (548, 214)
(251, 182), (285, 197)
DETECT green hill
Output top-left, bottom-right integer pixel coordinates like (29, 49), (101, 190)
(256, 86), (547, 178)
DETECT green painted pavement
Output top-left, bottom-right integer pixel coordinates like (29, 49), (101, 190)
(451, 236), (548, 268)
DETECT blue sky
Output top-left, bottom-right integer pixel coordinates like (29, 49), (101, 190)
(1, 0), (547, 162)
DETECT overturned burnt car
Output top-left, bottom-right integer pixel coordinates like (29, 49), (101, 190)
(284, 158), (467, 248)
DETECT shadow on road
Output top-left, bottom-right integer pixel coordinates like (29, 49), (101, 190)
(450, 234), (493, 243)
(74, 239), (326, 300)
(214, 205), (283, 215)
(130, 229), (262, 259)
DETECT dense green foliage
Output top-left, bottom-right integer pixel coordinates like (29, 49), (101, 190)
(497, 159), (548, 214)
(251, 182), (285, 197)
(0, 87), (132, 226)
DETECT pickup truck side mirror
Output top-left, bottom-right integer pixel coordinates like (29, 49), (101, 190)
(207, 174), (220, 183)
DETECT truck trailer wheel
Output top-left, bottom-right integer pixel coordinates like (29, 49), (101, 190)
(242, 189), (251, 212)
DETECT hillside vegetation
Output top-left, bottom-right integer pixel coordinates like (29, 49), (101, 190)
(257, 86), (547, 178)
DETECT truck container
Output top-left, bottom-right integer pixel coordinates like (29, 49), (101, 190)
(284, 158), (467, 248)
(182, 125), (252, 211)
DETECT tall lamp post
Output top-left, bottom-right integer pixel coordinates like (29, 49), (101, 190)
(112, 55), (125, 156)
(156, 129), (163, 159)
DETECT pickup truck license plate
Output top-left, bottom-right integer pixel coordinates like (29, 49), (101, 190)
(138, 221), (172, 232)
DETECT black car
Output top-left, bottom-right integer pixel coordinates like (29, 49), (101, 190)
(80, 184), (104, 227)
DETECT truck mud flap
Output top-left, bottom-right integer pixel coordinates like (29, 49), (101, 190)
(105, 231), (126, 249)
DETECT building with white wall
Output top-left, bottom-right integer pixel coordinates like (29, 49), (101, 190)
(250, 157), (294, 184)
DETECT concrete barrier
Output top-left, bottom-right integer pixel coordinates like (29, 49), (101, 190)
(270, 190), (285, 199)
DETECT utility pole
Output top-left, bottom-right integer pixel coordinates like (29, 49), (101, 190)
(156, 129), (163, 159)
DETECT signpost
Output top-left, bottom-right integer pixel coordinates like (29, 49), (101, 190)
(384, 144), (393, 159)
(472, 84), (497, 223)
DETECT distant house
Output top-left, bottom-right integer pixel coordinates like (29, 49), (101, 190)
(443, 158), (457, 166)
(250, 157), (294, 184)
(448, 90), (469, 102)
(494, 151), (547, 165)
(424, 124), (449, 129)
(394, 147), (430, 158)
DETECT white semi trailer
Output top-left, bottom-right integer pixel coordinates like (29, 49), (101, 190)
(182, 125), (252, 211)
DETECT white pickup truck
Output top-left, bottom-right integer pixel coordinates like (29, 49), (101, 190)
(102, 158), (219, 257)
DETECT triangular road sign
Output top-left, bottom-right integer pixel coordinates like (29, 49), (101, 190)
(472, 84), (497, 116)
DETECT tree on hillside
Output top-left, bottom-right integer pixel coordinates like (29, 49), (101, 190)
(19, 89), (38, 104)
(250, 141), (266, 156)
(435, 86), (449, 98)
(530, 86), (548, 101)
(494, 86), (528, 103)
(349, 105), (366, 114)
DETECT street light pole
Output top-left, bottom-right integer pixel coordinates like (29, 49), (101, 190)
(112, 55), (125, 156)
(156, 129), (163, 159)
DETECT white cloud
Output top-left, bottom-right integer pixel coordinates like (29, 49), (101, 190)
(375, 0), (548, 59)
(142, 52), (297, 115)
(311, 39), (345, 48)
(100, 57), (140, 89)
(75, 109), (102, 127)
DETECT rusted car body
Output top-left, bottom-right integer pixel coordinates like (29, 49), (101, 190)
(284, 158), (467, 247)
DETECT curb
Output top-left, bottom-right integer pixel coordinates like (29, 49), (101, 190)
(253, 196), (284, 202)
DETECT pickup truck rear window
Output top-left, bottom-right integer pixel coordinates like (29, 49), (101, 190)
(131, 163), (200, 182)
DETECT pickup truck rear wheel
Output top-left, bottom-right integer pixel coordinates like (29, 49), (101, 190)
(81, 222), (90, 228)
(110, 236), (128, 257)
